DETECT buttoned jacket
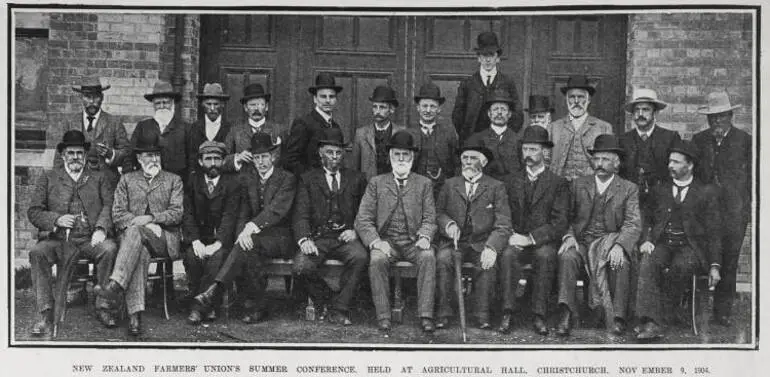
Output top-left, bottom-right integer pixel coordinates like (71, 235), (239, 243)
(56, 111), (130, 172)
(285, 110), (341, 175)
(465, 127), (523, 180)
(182, 172), (240, 249)
(351, 122), (406, 180)
(503, 168), (570, 246)
(547, 115), (613, 177)
(408, 122), (460, 181)
(187, 118), (233, 175)
(222, 119), (283, 173)
(619, 125), (681, 189)
(451, 71), (524, 141)
(237, 167), (296, 232)
(129, 116), (191, 178)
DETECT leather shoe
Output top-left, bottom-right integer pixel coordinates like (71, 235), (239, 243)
(421, 318), (435, 333)
(435, 316), (450, 329)
(533, 315), (549, 336)
(611, 318), (626, 335)
(378, 319), (392, 333)
(95, 309), (117, 328)
(31, 310), (53, 336)
(636, 321), (664, 341)
(187, 309), (203, 325)
(128, 313), (142, 336)
(498, 313), (512, 334)
(327, 310), (353, 326)
(193, 284), (220, 312)
(95, 280), (123, 308)
(556, 307), (572, 337)
(241, 310), (268, 324)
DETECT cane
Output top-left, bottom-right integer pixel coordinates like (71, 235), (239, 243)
(453, 238), (467, 343)
(52, 229), (72, 338)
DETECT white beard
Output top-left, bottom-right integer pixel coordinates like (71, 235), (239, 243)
(140, 162), (161, 178)
(154, 107), (175, 127)
(391, 161), (413, 177)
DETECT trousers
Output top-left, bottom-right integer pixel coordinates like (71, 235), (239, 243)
(500, 243), (557, 316)
(110, 225), (169, 315)
(435, 244), (496, 322)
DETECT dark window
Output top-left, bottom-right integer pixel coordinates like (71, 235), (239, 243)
(15, 28), (49, 150)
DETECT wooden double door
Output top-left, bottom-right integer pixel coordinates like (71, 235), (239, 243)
(200, 14), (628, 142)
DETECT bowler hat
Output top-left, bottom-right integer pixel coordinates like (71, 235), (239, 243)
(308, 73), (343, 95)
(624, 88), (667, 113)
(198, 140), (227, 156)
(72, 77), (110, 94)
(133, 128), (163, 153)
(369, 85), (399, 107)
(483, 88), (516, 108)
(57, 130), (91, 153)
(414, 82), (445, 105)
(697, 91), (741, 115)
(198, 83), (230, 101)
(250, 132), (279, 155)
(668, 140), (699, 164)
(144, 81), (182, 102)
(240, 83), (271, 104)
(386, 130), (419, 152)
(520, 126), (554, 148)
(317, 128), (348, 148)
(560, 75), (596, 96)
(588, 134), (624, 156)
(459, 141), (495, 163)
(474, 31), (503, 56)
(525, 95), (554, 113)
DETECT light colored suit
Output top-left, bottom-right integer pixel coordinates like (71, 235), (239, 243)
(547, 115), (613, 179)
(351, 123), (406, 180)
(222, 120), (283, 173)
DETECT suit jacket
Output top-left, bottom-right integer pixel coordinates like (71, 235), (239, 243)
(351, 122), (406, 180)
(566, 175), (642, 255)
(293, 168), (368, 242)
(548, 115), (614, 178)
(451, 71), (524, 141)
(28, 168), (114, 236)
(692, 126), (752, 233)
(436, 175), (511, 253)
(619, 125), (681, 190)
(409, 123), (460, 182)
(285, 110), (341, 175)
(465, 127), (523, 181)
(56, 111), (130, 172)
(355, 173), (437, 247)
(645, 180), (722, 266)
(236, 168), (296, 232)
(112, 170), (184, 259)
(503, 168), (570, 246)
(129, 116), (190, 178)
(222, 119), (283, 173)
(187, 118), (233, 175)
(182, 172), (240, 249)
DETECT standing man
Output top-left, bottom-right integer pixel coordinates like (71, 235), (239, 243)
(58, 78), (129, 185)
(434, 143), (511, 330)
(548, 75), (614, 181)
(500, 126), (569, 335)
(635, 141), (722, 341)
(452, 31), (524, 141)
(465, 89), (523, 181)
(28, 130), (118, 336)
(182, 141), (241, 325)
(692, 91), (751, 327)
(97, 130), (184, 336)
(355, 131), (438, 333)
(619, 88), (681, 226)
(525, 95), (555, 166)
(223, 83), (283, 173)
(351, 85), (406, 180)
(293, 128), (369, 325)
(188, 83), (233, 174)
(557, 134), (641, 336)
(411, 82), (459, 196)
(193, 133), (297, 324)
(285, 73), (343, 175)
(129, 81), (190, 181)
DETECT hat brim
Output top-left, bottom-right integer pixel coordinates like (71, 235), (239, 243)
(72, 85), (110, 93)
(483, 98), (515, 108)
(250, 144), (279, 155)
(474, 46), (503, 56)
(520, 139), (554, 148)
(414, 96), (446, 105)
(697, 104), (742, 115)
(318, 139), (348, 148)
(198, 94), (231, 101)
(588, 147), (625, 156)
(524, 107), (555, 113)
(57, 141), (91, 153)
(560, 85), (596, 96)
(134, 146), (162, 153)
(145, 92), (182, 102)
(459, 145), (495, 163)
(386, 144), (419, 152)
(240, 94), (271, 104)
(668, 147), (698, 164)
(369, 97), (399, 107)
(309, 86), (343, 95)
(624, 99), (667, 113)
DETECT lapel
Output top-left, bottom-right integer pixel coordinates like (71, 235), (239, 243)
(93, 112), (108, 140)
(679, 179), (700, 209)
(530, 169), (550, 206)
(602, 175), (621, 206)
(314, 169), (332, 198)
(579, 116), (597, 138)
(55, 168), (76, 189)
(384, 174), (400, 199)
(511, 172), (526, 209)
(364, 125), (376, 151)
(452, 177), (470, 203)
(216, 121), (231, 141)
(583, 176), (597, 203)
(161, 116), (182, 136)
(147, 171), (165, 194)
(470, 71), (486, 94)
(311, 110), (331, 129)
(203, 175), (223, 199)
(470, 175), (489, 203)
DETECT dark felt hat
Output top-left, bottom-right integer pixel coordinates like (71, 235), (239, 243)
(474, 31), (502, 56)
(386, 130), (419, 152)
(459, 141), (495, 163)
(198, 83), (230, 101)
(240, 83), (271, 104)
(317, 128), (348, 148)
(668, 140), (699, 164)
(525, 95), (555, 113)
(369, 85), (399, 107)
(308, 72), (343, 95)
(520, 126), (554, 148)
(413, 82), (445, 105)
(133, 128), (163, 153)
(57, 130), (91, 153)
(483, 88), (516, 108)
(144, 80), (182, 102)
(72, 77), (110, 94)
(588, 134), (624, 156)
(250, 132), (279, 155)
(560, 75), (596, 96)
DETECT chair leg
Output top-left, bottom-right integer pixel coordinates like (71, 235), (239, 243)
(161, 261), (170, 320)
(392, 274), (403, 323)
(306, 296), (316, 321)
(691, 275), (698, 336)
(222, 288), (230, 321)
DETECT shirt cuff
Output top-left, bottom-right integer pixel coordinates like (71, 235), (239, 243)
(710, 263), (721, 269)
(527, 233), (536, 246)
(234, 159), (242, 171)
(369, 239), (381, 250)
(444, 221), (457, 235)
(298, 237), (309, 247)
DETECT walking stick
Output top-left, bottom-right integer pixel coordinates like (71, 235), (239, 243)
(53, 229), (78, 338)
(453, 238), (467, 343)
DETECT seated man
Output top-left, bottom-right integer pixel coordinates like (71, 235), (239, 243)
(635, 141), (722, 341)
(97, 130), (184, 336)
(193, 132), (296, 324)
(355, 131), (438, 333)
(183, 141), (240, 325)
(27, 130), (118, 336)
(435, 143), (511, 330)
(293, 128), (369, 325)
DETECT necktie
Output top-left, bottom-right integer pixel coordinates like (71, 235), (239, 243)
(86, 116), (95, 132)
(207, 180), (215, 194)
(422, 126), (432, 136)
(640, 133), (649, 142)
(396, 178), (406, 190)
(714, 129), (724, 146)
(486, 76), (492, 87)
(327, 118), (333, 128)
(330, 173), (339, 193)
(674, 184), (688, 204)
(466, 179), (477, 198)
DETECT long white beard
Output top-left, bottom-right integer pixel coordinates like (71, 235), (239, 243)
(140, 161), (161, 178)
(391, 161), (413, 176)
(154, 107), (175, 127)
(461, 166), (482, 181)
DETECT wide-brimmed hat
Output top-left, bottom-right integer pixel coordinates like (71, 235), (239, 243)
(474, 31), (502, 56)
(483, 88), (516, 108)
(133, 128), (163, 153)
(560, 75), (596, 96)
(624, 88), (667, 113)
(459, 141), (495, 163)
(588, 134), (624, 156)
(72, 77), (110, 94)
(240, 83), (271, 104)
(525, 95), (554, 113)
(369, 85), (399, 107)
(198, 140), (227, 156)
(144, 81), (182, 102)
(198, 83), (230, 101)
(668, 140), (699, 165)
(386, 130), (419, 152)
(250, 132), (279, 155)
(57, 130), (91, 153)
(414, 82), (445, 105)
(308, 73), (343, 95)
(697, 91), (742, 115)
(317, 128), (348, 148)
(520, 126), (554, 148)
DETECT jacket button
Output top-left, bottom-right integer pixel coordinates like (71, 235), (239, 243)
(667, 208), (671, 212)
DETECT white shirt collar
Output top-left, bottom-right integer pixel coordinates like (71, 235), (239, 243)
(205, 116), (222, 127)
(569, 113), (589, 130)
(490, 124), (508, 136)
(480, 67), (498, 82)
(205, 175), (220, 187)
(595, 174), (615, 195)
(259, 167), (274, 181)
(374, 122), (391, 132)
(420, 121), (436, 132)
(526, 165), (546, 180)
(248, 118), (266, 130)
(315, 107), (333, 123)
(636, 124), (656, 139)
(323, 167), (341, 187)
(393, 172), (410, 181)
(463, 172), (483, 183)
(673, 176), (693, 187)
(83, 110), (101, 129)
(64, 164), (83, 183)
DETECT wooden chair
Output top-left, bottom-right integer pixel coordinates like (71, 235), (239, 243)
(689, 274), (713, 335)
(147, 257), (175, 320)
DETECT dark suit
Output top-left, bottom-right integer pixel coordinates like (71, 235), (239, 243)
(129, 116), (191, 180)
(452, 71), (524, 141)
(213, 168), (296, 312)
(56, 111), (129, 185)
(187, 118), (232, 175)
(465, 127), (523, 181)
(692, 126), (752, 318)
(501, 168), (569, 316)
(27, 168), (117, 314)
(292, 168), (369, 313)
(285, 110), (340, 175)
(222, 119), (283, 173)
(636, 180), (722, 324)
(410, 123), (459, 196)
(435, 175), (511, 322)
(182, 172), (240, 296)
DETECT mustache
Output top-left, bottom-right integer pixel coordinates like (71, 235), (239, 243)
(635, 116), (648, 122)
(250, 110), (264, 117)
(524, 156), (535, 163)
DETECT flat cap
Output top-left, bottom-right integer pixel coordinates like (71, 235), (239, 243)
(198, 141), (227, 156)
